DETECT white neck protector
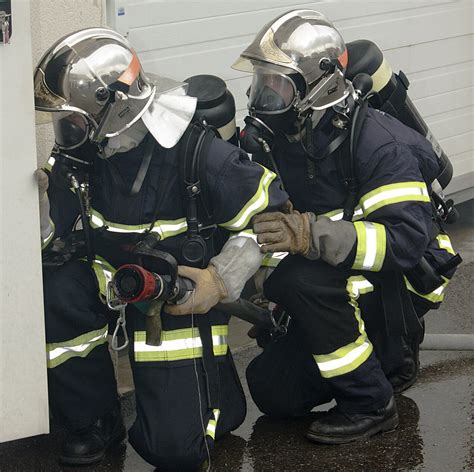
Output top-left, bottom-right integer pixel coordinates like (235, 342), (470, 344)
(103, 82), (197, 158)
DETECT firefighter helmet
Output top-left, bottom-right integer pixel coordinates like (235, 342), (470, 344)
(34, 27), (155, 148)
(233, 9), (351, 116)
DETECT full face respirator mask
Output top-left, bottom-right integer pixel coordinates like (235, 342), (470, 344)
(240, 70), (307, 153)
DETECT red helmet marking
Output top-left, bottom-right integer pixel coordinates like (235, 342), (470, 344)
(338, 49), (348, 69)
(118, 51), (141, 86)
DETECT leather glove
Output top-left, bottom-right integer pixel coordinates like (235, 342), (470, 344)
(280, 199), (294, 214)
(165, 265), (228, 315)
(252, 210), (311, 255)
(34, 168), (53, 240)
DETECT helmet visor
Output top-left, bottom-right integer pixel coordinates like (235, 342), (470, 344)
(52, 111), (90, 150)
(248, 70), (296, 114)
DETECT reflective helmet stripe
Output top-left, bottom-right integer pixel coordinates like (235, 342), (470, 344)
(117, 51), (141, 87)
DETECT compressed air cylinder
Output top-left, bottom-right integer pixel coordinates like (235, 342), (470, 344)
(346, 40), (452, 189)
(184, 74), (238, 145)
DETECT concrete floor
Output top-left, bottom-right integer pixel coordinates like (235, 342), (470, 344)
(0, 200), (472, 471)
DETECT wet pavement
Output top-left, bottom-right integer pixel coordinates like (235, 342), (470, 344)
(0, 201), (472, 472)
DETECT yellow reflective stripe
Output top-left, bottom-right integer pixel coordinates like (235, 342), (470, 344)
(314, 276), (374, 378)
(314, 336), (372, 378)
(41, 218), (56, 249)
(319, 206), (364, 222)
(220, 166), (276, 231)
(360, 182), (430, 217)
(206, 409), (221, 440)
(261, 251), (287, 268)
(405, 275), (449, 304)
(353, 221), (386, 272)
(437, 234), (455, 255)
(315, 333), (368, 363)
(46, 326), (108, 368)
(371, 57), (393, 93)
(90, 257), (116, 297)
(346, 275), (374, 334)
(346, 275), (375, 297)
(90, 209), (188, 240)
(134, 325), (229, 362)
(206, 419), (217, 439)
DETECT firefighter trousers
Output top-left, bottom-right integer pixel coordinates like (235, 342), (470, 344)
(43, 260), (246, 471)
(247, 255), (420, 417)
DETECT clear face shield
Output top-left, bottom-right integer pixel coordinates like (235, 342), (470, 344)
(247, 68), (298, 115)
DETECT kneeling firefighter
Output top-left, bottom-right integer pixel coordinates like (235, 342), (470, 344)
(34, 28), (288, 469)
(234, 9), (461, 443)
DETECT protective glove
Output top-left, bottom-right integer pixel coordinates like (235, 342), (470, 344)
(305, 216), (357, 266)
(252, 210), (311, 255)
(34, 168), (54, 241)
(280, 199), (294, 214)
(165, 265), (228, 315)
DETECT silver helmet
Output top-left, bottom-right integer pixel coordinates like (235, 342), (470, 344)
(233, 10), (351, 116)
(34, 27), (156, 149)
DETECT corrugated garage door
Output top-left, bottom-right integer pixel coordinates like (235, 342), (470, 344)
(106, 1), (473, 201)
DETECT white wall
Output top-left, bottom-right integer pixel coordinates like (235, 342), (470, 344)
(107, 0), (473, 200)
(0, 0), (49, 442)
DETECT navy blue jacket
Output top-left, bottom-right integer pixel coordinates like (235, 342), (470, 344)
(44, 133), (288, 291)
(272, 108), (455, 304)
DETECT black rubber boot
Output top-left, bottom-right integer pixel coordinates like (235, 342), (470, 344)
(388, 319), (425, 394)
(60, 403), (126, 465)
(306, 396), (398, 445)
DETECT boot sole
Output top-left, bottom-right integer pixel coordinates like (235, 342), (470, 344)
(306, 412), (399, 445)
(59, 428), (126, 466)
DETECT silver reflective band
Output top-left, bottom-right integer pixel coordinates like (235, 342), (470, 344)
(206, 409), (220, 440)
(94, 258), (114, 284)
(47, 327), (108, 368)
(317, 341), (371, 373)
(362, 222), (378, 270)
(134, 335), (227, 353)
(221, 168), (276, 231)
(359, 182), (430, 217)
(48, 332), (107, 360)
(433, 285), (445, 296)
(362, 186), (429, 212)
(405, 275), (449, 304)
(134, 326), (229, 362)
(348, 278), (374, 297)
(313, 276), (374, 378)
(437, 234), (455, 255)
(438, 240), (452, 251)
(90, 209), (188, 240)
(353, 221), (386, 272)
(324, 207), (364, 221)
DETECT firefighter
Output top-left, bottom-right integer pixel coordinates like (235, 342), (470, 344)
(34, 28), (288, 469)
(234, 9), (458, 444)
